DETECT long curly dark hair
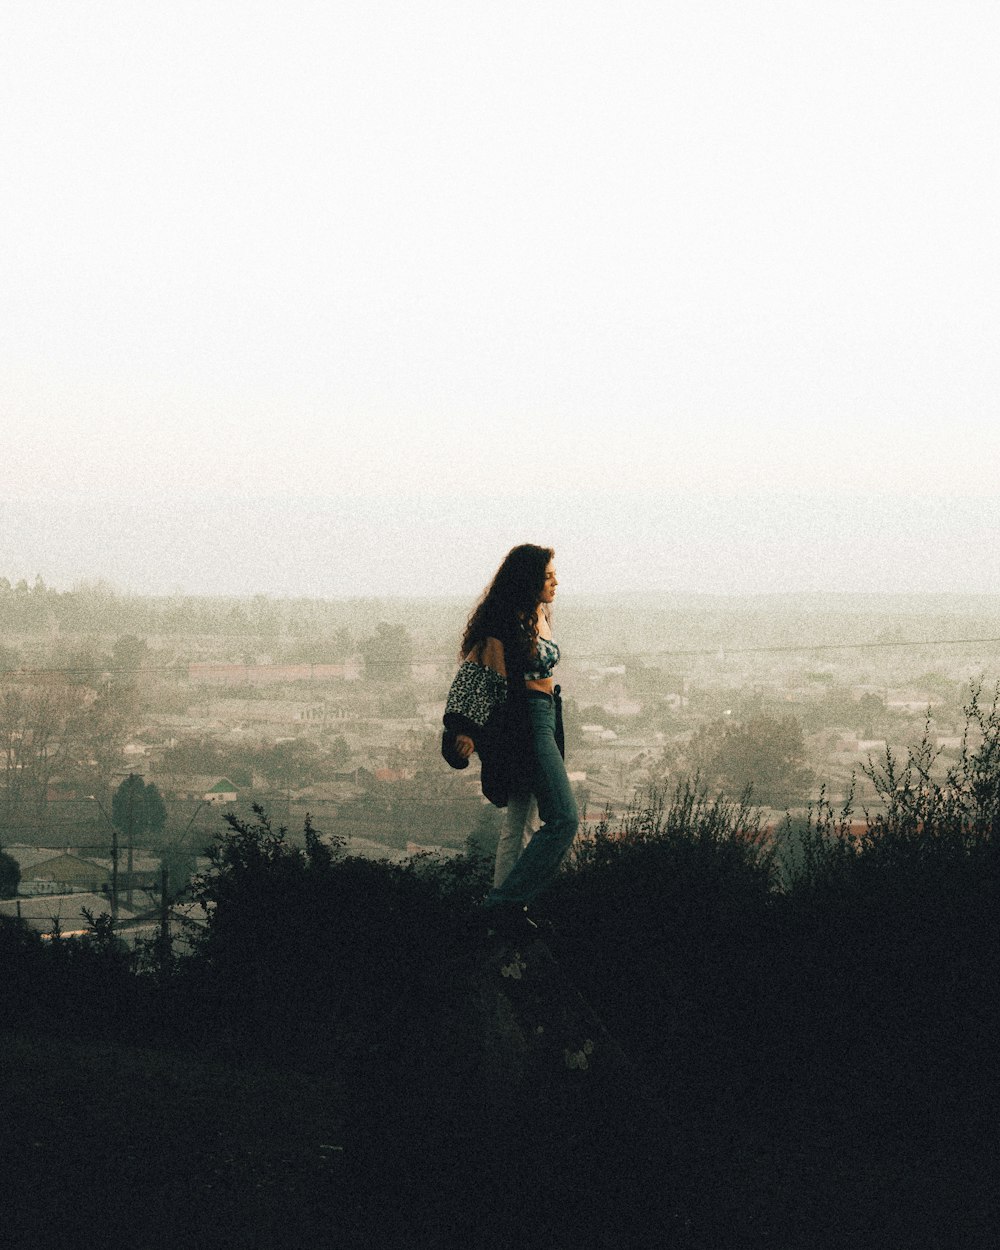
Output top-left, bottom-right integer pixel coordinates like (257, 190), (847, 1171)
(461, 544), (554, 661)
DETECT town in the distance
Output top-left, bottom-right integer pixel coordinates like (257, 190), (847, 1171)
(2, 576), (997, 946)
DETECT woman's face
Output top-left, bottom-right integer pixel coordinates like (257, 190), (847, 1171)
(540, 559), (558, 605)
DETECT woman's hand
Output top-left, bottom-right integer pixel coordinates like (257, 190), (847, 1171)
(455, 734), (475, 759)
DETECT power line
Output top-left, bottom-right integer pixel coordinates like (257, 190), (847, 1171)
(2, 633), (1000, 681)
(3, 844), (130, 852)
(633, 636), (1000, 660)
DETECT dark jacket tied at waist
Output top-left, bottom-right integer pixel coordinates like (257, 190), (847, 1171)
(441, 634), (563, 808)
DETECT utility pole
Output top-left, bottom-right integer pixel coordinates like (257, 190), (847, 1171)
(158, 861), (171, 975)
(159, 862), (169, 941)
(112, 821), (120, 919)
(126, 773), (137, 909)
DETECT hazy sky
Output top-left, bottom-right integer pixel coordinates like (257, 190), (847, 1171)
(2, 2), (999, 597)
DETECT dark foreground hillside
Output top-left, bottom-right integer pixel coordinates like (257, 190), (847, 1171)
(2, 928), (995, 1250)
(1, 1031), (350, 1245)
(4, 742), (1000, 1249)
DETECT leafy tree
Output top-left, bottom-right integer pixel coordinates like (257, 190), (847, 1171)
(280, 627), (355, 664)
(112, 773), (144, 833)
(112, 774), (167, 840)
(325, 734), (351, 769)
(159, 845), (198, 901)
(857, 692), (886, 739)
(61, 680), (133, 796)
(0, 845), (20, 898)
(251, 738), (320, 790)
(144, 782), (167, 834)
(187, 807), (467, 1044)
(111, 635), (148, 672)
(0, 675), (85, 827)
(361, 622), (413, 682)
(798, 684), (862, 733)
(696, 712), (811, 807)
(58, 645), (110, 686)
(159, 736), (251, 787)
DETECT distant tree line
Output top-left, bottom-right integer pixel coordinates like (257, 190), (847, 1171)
(0, 577), (439, 655)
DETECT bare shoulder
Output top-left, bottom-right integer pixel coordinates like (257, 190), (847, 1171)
(477, 636), (508, 677)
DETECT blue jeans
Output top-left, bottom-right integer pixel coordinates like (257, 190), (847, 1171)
(493, 794), (537, 888)
(485, 691), (578, 908)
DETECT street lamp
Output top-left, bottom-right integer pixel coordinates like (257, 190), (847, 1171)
(86, 795), (118, 920)
(156, 798), (208, 902)
(181, 799), (208, 843)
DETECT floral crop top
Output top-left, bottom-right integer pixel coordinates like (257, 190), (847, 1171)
(523, 635), (560, 682)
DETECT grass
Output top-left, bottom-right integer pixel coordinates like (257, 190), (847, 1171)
(4, 941), (998, 1250)
(1, 1029), (352, 1248)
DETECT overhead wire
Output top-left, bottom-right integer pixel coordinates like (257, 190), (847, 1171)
(630, 635), (1000, 659)
(0, 632), (999, 682)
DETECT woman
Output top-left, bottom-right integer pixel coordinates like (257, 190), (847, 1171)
(442, 544), (578, 931)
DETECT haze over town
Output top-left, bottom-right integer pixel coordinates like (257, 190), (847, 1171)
(3, 2), (999, 599)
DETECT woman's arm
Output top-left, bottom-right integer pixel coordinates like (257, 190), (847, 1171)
(441, 636), (508, 768)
